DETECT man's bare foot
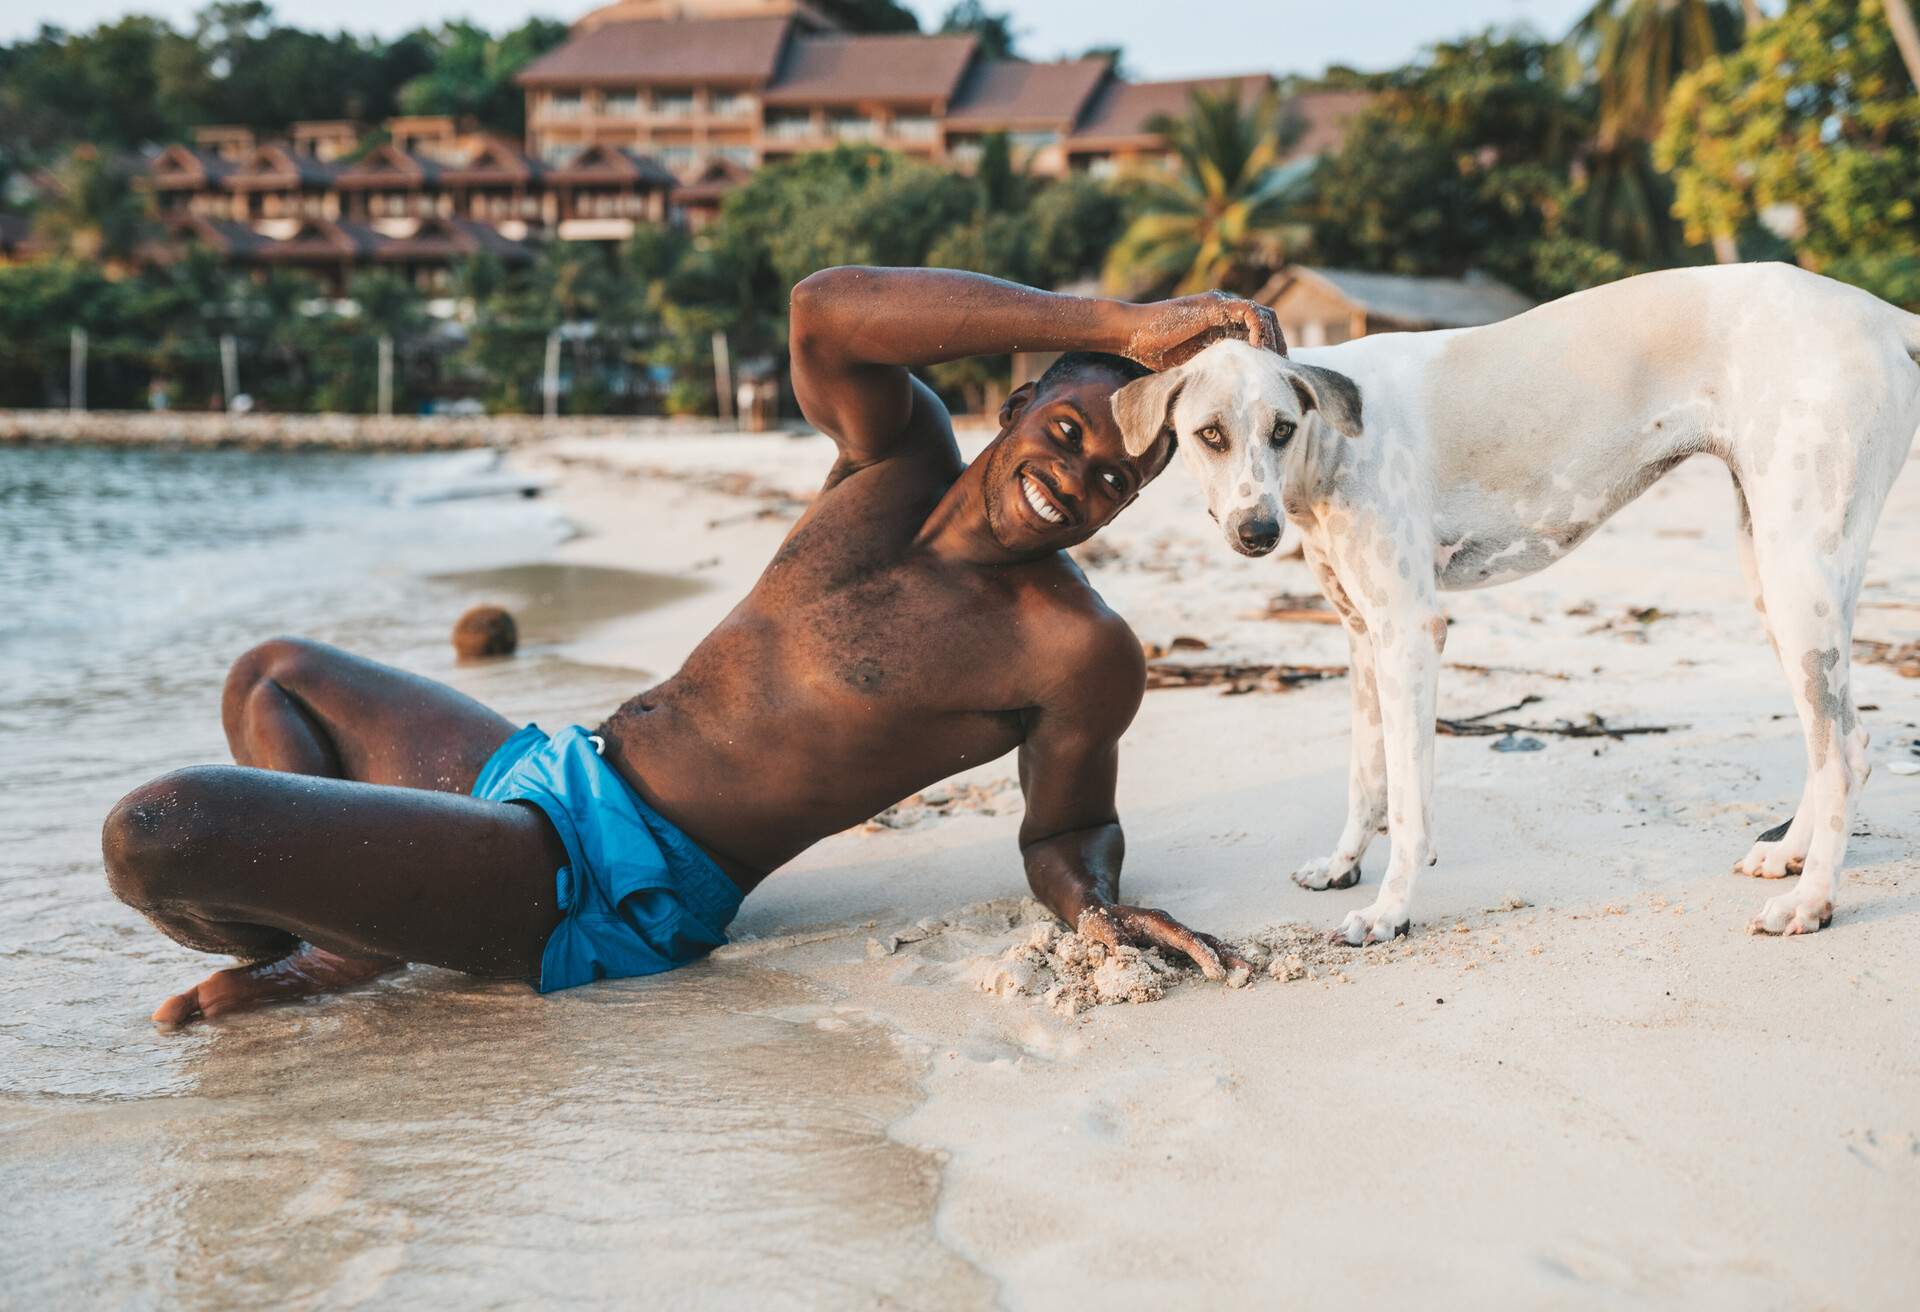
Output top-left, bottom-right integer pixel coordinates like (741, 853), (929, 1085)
(152, 945), (401, 1027)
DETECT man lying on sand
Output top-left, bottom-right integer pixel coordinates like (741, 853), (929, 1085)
(103, 266), (1278, 1024)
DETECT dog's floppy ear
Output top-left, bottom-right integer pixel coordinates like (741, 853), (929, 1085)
(1111, 367), (1187, 459)
(1285, 363), (1363, 438)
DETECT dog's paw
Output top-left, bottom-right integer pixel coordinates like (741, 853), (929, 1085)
(1331, 903), (1410, 947)
(1291, 855), (1362, 891)
(1748, 892), (1833, 937)
(1733, 836), (1805, 879)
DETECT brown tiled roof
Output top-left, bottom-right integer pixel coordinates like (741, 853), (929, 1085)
(1260, 266), (1535, 329)
(256, 218), (382, 261)
(224, 144), (337, 190)
(374, 217), (535, 263)
(515, 17), (792, 88)
(438, 136), (540, 186)
(672, 156), (753, 203)
(762, 34), (978, 106)
(144, 145), (233, 190)
(1282, 90), (1373, 160)
(1066, 74), (1274, 151)
(945, 58), (1111, 130)
(333, 143), (439, 190)
(543, 143), (677, 186)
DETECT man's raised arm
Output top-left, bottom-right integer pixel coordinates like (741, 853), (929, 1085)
(787, 266), (1281, 469)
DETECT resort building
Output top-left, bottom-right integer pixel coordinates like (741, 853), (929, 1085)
(129, 0), (1368, 290)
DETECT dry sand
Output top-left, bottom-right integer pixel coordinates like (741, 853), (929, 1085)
(520, 428), (1920, 1308)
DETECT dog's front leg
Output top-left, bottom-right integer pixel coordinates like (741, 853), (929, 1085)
(1291, 610), (1386, 892)
(1330, 534), (1443, 946)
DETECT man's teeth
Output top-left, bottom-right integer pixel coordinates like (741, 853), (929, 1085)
(1022, 474), (1065, 525)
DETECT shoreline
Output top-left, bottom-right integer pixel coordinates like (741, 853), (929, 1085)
(0, 409), (790, 452)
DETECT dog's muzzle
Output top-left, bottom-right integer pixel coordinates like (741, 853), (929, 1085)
(1228, 508), (1281, 556)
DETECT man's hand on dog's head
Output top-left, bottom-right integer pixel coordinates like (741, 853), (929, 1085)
(1125, 291), (1286, 372)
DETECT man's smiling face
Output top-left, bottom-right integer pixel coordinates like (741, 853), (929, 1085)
(978, 357), (1174, 556)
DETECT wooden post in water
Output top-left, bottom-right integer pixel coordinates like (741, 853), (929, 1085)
(377, 335), (394, 417)
(69, 328), (87, 413)
(712, 330), (733, 422)
(543, 329), (561, 420)
(219, 334), (238, 411)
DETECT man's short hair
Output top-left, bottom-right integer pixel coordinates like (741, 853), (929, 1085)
(1032, 351), (1169, 475)
(1035, 350), (1151, 397)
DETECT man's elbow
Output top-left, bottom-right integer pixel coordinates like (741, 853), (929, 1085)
(789, 266), (871, 349)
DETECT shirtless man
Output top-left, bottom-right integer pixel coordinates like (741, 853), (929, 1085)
(102, 266), (1280, 1024)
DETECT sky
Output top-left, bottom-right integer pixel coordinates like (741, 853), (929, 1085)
(2, 1), (1601, 80)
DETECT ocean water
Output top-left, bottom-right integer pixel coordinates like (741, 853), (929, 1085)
(0, 445), (982, 1306)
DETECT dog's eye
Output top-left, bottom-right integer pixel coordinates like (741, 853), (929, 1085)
(1054, 418), (1081, 448)
(1271, 418), (1297, 446)
(1099, 469), (1126, 495)
(1197, 424), (1227, 451)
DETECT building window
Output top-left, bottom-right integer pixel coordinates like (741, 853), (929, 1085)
(1010, 131), (1060, 153)
(656, 92), (696, 118)
(714, 145), (757, 167)
(547, 93), (584, 120)
(830, 113), (879, 142)
(657, 146), (697, 171)
(711, 92), (753, 118)
(893, 115), (937, 142)
(766, 111), (814, 140)
(604, 92), (640, 117)
(949, 137), (983, 166)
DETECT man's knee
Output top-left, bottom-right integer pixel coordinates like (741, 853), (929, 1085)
(102, 766), (235, 909)
(223, 636), (324, 707)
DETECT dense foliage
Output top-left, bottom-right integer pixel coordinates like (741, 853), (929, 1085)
(1658, 0), (1920, 302)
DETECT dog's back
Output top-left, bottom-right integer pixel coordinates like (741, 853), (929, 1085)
(1298, 264), (1920, 591)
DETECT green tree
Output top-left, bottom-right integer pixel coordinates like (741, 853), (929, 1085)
(31, 148), (148, 266)
(396, 19), (567, 137)
(1657, 0), (1920, 303)
(1561, 0), (1744, 262)
(1102, 84), (1308, 296)
(813, 0), (921, 32)
(1295, 31), (1614, 296)
(939, 2), (1019, 58)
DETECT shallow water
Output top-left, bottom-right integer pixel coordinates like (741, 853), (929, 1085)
(0, 446), (980, 1305)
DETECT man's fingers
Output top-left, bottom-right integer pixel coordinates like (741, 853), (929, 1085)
(1133, 910), (1225, 981)
(1196, 932), (1254, 988)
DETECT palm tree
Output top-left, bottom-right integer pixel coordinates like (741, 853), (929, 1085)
(1102, 86), (1310, 296)
(1563, 0), (1746, 261)
(1888, 0), (1920, 93)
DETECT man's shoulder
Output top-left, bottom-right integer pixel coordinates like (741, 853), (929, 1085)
(1017, 564), (1147, 701)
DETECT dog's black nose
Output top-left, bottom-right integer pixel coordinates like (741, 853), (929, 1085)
(1229, 509), (1280, 555)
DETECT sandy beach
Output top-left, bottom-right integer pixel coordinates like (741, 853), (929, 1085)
(522, 428), (1920, 1307)
(5, 430), (1917, 1307)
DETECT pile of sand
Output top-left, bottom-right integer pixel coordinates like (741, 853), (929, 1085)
(967, 921), (1181, 1016)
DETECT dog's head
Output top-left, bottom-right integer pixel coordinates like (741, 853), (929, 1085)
(1110, 338), (1363, 557)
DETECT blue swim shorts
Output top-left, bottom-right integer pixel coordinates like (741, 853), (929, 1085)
(472, 723), (743, 993)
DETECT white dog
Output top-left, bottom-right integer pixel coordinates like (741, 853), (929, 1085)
(1112, 264), (1920, 944)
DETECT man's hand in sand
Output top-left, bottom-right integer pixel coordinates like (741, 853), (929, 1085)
(1077, 904), (1253, 987)
(1124, 291), (1285, 372)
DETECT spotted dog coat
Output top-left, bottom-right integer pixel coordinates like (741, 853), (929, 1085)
(1113, 264), (1920, 943)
